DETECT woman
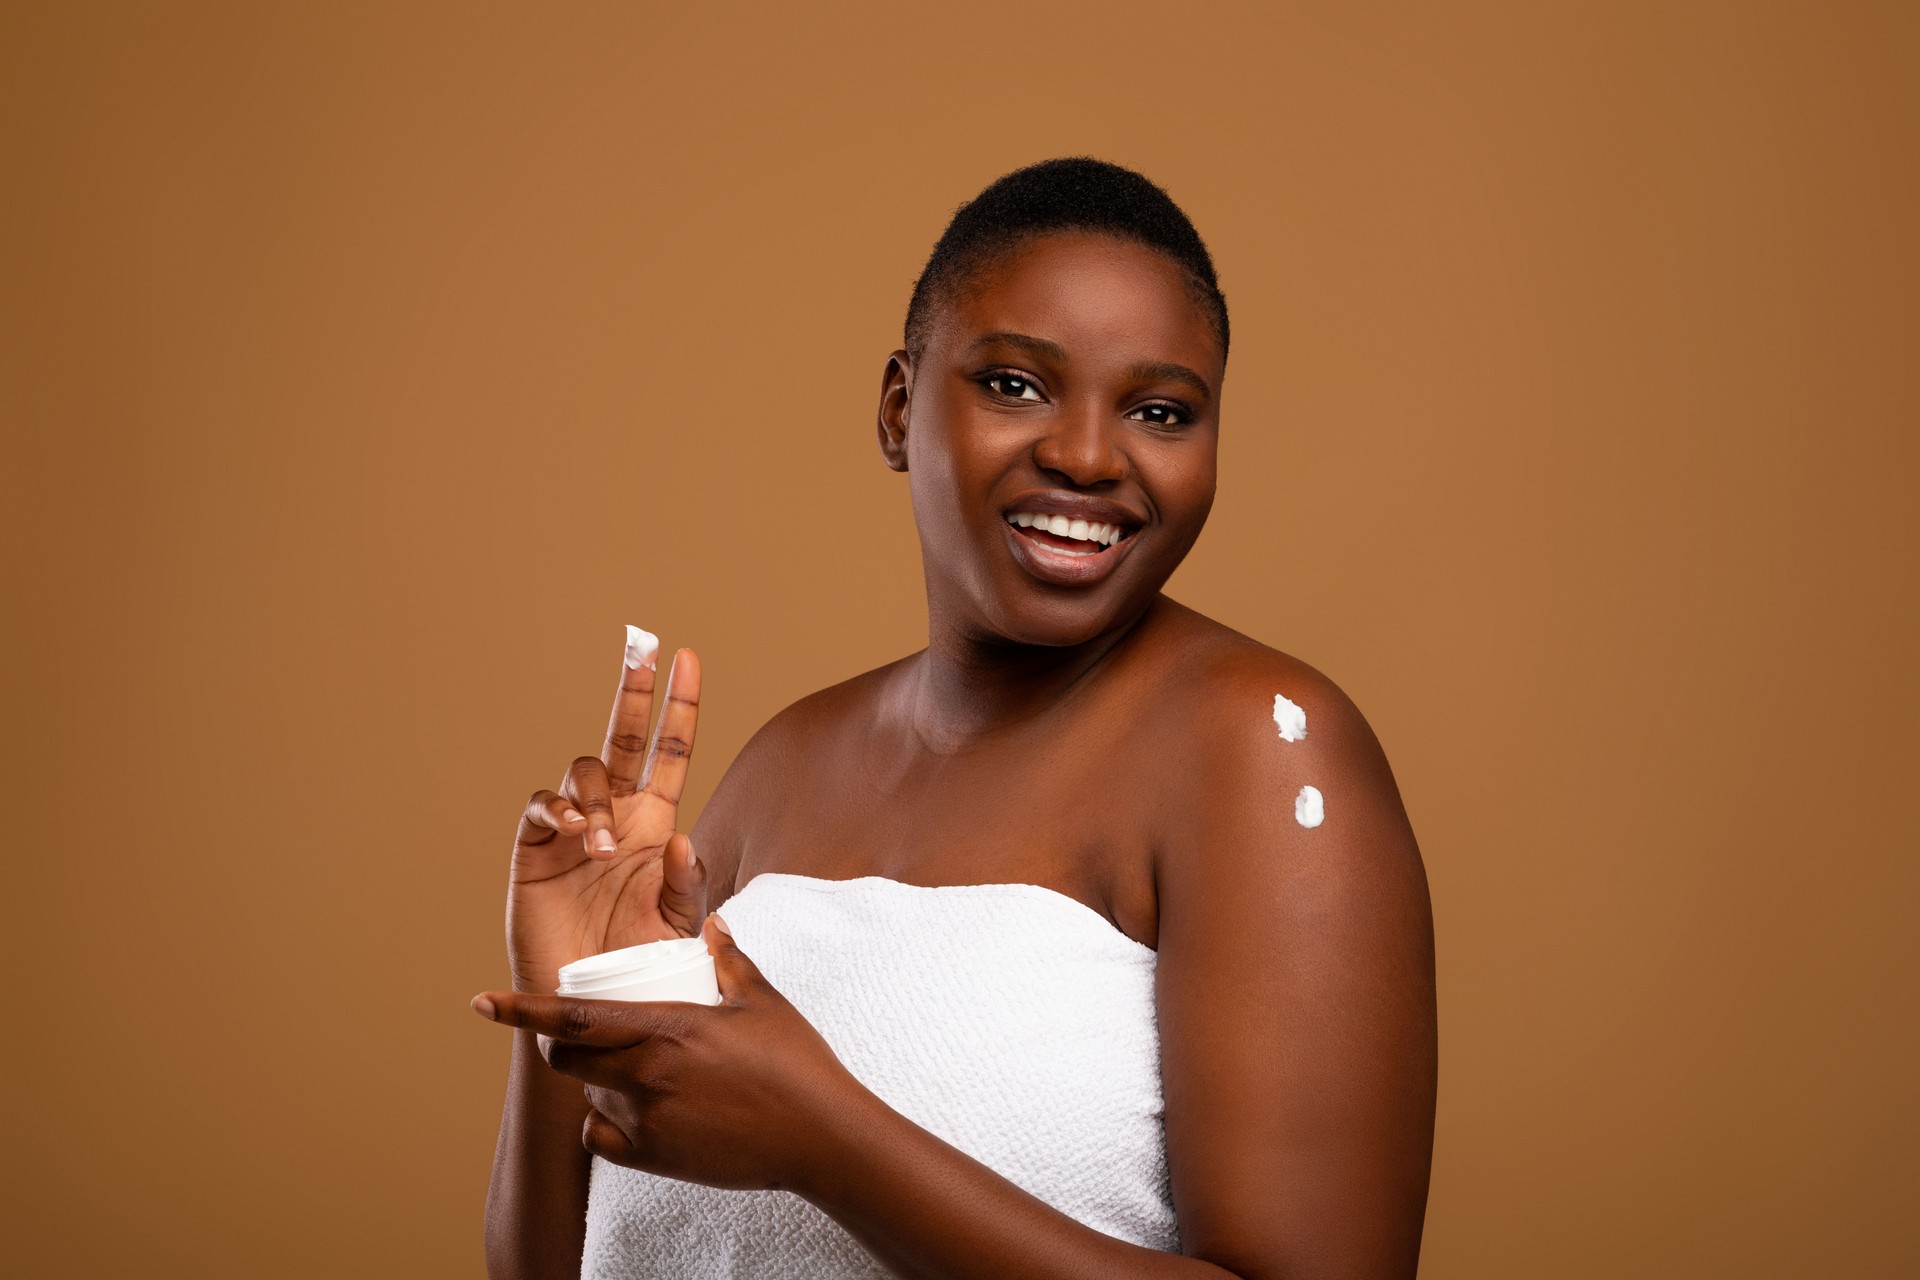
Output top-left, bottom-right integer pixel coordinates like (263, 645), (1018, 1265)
(474, 158), (1437, 1279)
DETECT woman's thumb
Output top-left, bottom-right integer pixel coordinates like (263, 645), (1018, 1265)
(662, 833), (708, 925)
(702, 910), (764, 997)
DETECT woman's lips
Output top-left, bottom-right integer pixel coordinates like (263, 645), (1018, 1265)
(1002, 518), (1139, 587)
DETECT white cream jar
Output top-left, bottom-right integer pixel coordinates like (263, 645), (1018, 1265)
(556, 936), (721, 1005)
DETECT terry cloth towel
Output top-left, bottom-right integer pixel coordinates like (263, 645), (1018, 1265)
(580, 871), (1179, 1278)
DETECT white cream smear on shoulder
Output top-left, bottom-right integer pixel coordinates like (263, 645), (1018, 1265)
(1271, 695), (1322, 827)
(1272, 693), (1308, 742)
(624, 623), (660, 670)
(1294, 785), (1324, 828)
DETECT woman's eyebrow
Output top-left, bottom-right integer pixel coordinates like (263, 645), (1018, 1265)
(966, 331), (1069, 363)
(1125, 360), (1212, 400)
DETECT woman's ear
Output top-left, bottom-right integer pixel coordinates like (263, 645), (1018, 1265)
(876, 350), (912, 472)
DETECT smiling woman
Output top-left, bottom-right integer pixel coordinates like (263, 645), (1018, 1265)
(885, 234), (1223, 614)
(476, 157), (1437, 1279)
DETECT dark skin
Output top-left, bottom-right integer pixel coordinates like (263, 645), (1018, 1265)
(478, 232), (1438, 1278)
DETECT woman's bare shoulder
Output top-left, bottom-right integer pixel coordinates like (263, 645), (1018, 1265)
(1137, 598), (1403, 817)
(737, 654), (910, 771)
(1144, 600), (1371, 738)
(690, 654), (914, 899)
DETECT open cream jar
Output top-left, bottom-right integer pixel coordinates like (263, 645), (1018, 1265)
(555, 936), (722, 1005)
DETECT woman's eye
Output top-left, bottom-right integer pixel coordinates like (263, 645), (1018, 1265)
(985, 373), (1043, 402)
(1127, 403), (1189, 427)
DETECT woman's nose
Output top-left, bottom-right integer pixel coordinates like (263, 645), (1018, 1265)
(1031, 402), (1126, 486)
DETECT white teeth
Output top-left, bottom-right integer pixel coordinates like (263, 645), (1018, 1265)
(1005, 511), (1133, 548)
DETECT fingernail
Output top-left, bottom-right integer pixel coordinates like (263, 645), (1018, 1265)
(709, 912), (731, 936)
(470, 994), (498, 1019)
(624, 624), (659, 671)
(686, 841), (701, 873)
(563, 809), (585, 825)
(593, 830), (617, 855)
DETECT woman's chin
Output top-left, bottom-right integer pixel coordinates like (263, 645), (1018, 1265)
(983, 593), (1145, 649)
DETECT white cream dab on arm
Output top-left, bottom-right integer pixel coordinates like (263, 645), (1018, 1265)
(1272, 693), (1308, 742)
(624, 624), (660, 670)
(1294, 785), (1324, 829)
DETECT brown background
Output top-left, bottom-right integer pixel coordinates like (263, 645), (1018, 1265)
(3, 3), (1914, 1275)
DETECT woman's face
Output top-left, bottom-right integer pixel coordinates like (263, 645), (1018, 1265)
(879, 231), (1224, 648)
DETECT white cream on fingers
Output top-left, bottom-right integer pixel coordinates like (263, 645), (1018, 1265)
(624, 624), (660, 670)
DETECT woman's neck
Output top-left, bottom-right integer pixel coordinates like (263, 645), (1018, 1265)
(905, 596), (1161, 752)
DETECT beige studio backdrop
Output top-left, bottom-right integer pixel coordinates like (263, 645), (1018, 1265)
(3, 3), (1915, 1276)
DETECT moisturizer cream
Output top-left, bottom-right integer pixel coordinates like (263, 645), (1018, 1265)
(1294, 785), (1325, 829)
(1272, 693), (1307, 743)
(624, 624), (660, 671)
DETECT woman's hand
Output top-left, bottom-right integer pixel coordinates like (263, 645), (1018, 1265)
(506, 627), (707, 992)
(472, 914), (863, 1195)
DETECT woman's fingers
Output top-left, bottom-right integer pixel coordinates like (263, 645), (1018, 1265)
(515, 632), (695, 866)
(472, 989), (683, 1048)
(544, 1040), (653, 1091)
(639, 648), (702, 806)
(701, 911), (772, 1004)
(515, 789), (589, 848)
(658, 833), (709, 936)
(561, 756), (620, 860)
(582, 1106), (637, 1164)
(602, 625), (660, 795)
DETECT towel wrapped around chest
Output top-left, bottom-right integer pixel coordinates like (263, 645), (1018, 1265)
(579, 871), (1179, 1279)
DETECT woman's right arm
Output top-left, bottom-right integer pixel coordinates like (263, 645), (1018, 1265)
(484, 1002), (596, 1279)
(482, 636), (717, 1279)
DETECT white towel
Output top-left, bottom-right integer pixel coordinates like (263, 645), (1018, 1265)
(580, 872), (1179, 1278)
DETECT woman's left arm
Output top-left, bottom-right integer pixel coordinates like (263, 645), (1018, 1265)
(1149, 663), (1438, 1276)
(471, 663), (1435, 1278)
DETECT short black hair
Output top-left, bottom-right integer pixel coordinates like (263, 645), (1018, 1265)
(903, 156), (1229, 364)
